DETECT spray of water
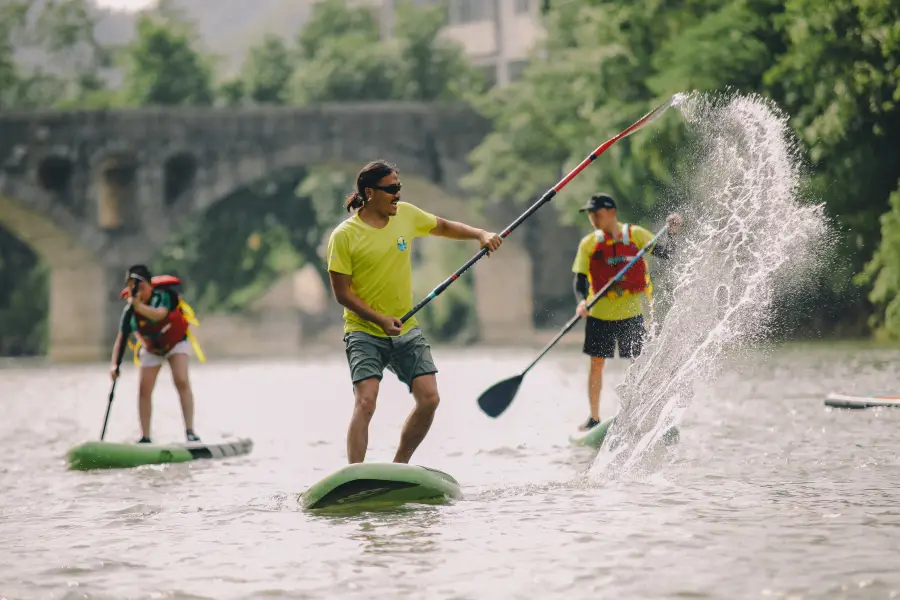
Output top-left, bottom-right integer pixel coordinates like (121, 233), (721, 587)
(588, 91), (832, 481)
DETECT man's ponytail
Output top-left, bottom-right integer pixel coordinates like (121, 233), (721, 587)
(344, 191), (365, 213)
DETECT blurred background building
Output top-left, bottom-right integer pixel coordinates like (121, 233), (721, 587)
(349, 0), (548, 87)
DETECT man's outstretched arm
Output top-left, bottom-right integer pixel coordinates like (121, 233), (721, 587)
(431, 217), (503, 253)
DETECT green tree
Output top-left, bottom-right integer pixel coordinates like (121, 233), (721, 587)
(0, 0), (114, 109)
(290, 34), (396, 103)
(649, 0), (784, 95)
(36, 0), (115, 92)
(856, 182), (900, 339)
(392, 1), (484, 101)
(289, 0), (395, 104)
(242, 34), (293, 104)
(296, 0), (381, 61)
(765, 0), (900, 334)
(218, 78), (245, 106)
(0, 2), (32, 108)
(463, 0), (679, 221)
(0, 228), (48, 356)
(464, 0), (792, 222)
(119, 12), (214, 106)
(462, 0), (900, 338)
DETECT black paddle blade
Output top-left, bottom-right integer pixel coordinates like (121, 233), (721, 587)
(477, 374), (524, 418)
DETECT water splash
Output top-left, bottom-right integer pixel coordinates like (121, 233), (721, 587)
(670, 91), (689, 109)
(589, 91), (831, 481)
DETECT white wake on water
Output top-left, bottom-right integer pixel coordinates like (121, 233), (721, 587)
(588, 91), (831, 482)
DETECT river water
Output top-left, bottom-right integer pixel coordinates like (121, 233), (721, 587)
(1, 342), (899, 600)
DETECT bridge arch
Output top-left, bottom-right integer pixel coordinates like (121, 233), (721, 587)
(0, 184), (108, 362)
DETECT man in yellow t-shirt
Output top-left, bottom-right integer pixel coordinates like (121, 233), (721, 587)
(327, 159), (503, 464)
(571, 193), (683, 431)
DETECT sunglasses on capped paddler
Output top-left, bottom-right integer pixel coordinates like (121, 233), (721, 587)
(370, 183), (402, 196)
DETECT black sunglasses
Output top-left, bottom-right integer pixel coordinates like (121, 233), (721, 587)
(370, 183), (402, 195)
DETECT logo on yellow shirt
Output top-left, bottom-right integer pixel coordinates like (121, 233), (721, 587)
(397, 236), (408, 251)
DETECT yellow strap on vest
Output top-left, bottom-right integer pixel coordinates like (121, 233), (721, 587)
(128, 336), (141, 366)
(126, 299), (206, 365)
(179, 299), (206, 363)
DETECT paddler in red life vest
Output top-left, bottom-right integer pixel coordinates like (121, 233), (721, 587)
(109, 265), (202, 444)
(571, 193), (683, 431)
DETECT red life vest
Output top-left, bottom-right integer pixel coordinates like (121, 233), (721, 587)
(120, 275), (189, 356)
(588, 224), (649, 298)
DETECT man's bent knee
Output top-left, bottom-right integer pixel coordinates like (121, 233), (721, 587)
(417, 390), (440, 412)
(354, 395), (377, 418)
(353, 378), (379, 417)
(411, 375), (440, 411)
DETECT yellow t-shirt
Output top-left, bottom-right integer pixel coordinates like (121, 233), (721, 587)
(326, 201), (438, 337)
(571, 223), (655, 321)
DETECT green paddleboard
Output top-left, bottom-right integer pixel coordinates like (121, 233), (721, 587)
(66, 438), (253, 470)
(300, 462), (463, 511)
(569, 416), (680, 449)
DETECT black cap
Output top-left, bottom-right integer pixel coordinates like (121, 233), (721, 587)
(126, 264), (152, 283)
(578, 193), (617, 212)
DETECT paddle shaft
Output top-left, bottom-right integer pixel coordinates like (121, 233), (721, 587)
(100, 380), (117, 440)
(399, 96), (679, 325)
(520, 224), (670, 377)
(101, 279), (135, 440)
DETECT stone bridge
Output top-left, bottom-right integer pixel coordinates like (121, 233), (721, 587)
(0, 102), (545, 362)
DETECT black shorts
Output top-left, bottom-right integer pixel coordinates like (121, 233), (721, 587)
(583, 315), (645, 359)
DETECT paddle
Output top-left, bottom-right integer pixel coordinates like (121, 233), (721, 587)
(100, 279), (135, 440)
(399, 94), (681, 325)
(99, 378), (118, 441)
(477, 223), (671, 418)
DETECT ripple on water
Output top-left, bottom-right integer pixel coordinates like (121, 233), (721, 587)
(0, 346), (899, 599)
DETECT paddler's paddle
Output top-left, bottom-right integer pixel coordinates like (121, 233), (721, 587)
(477, 224), (670, 418)
(399, 94), (681, 325)
(100, 378), (118, 441)
(101, 278), (136, 440)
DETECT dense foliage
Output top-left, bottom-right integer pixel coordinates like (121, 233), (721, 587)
(464, 0), (900, 338)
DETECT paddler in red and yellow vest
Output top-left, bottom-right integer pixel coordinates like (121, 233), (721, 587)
(571, 194), (683, 431)
(108, 265), (206, 444)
